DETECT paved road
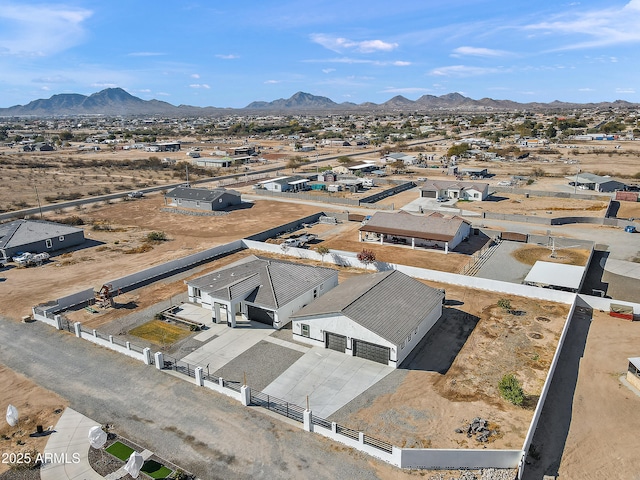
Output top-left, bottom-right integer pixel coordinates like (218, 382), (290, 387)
(0, 318), (386, 480)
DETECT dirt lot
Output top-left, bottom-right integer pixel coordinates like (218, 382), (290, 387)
(341, 284), (568, 450)
(461, 192), (608, 217)
(0, 365), (68, 475)
(301, 221), (471, 273)
(0, 196), (327, 320)
(555, 310), (640, 479)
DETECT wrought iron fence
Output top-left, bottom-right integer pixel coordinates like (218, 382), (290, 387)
(335, 424), (359, 441)
(249, 391), (304, 423)
(363, 434), (393, 453)
(311, 414), (332, 430)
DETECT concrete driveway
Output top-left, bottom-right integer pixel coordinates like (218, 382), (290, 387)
(181, 319), (273, 372)
(262, 347), (393, 418)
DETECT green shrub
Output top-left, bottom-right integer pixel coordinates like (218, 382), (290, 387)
(499, 373), (524, 406)
(497, 298), (512, 313)
(146, 231), (167, 242)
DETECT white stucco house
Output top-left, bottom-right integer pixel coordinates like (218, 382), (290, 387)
(187, 255), (338, 329)
(290, 270), (444, 367)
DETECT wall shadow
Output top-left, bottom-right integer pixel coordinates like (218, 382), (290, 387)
(399, 307), (479, 373)
(579, 250), (610, 297)
(521, 307), (592, 480)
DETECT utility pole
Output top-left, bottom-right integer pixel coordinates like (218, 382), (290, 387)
(574, 166), (580, 194)
(185, 164), (190, 187)
(34, 185), (43, 218)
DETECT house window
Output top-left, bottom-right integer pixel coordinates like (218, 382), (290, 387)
(45, 239), (52, 248)
(192, 287), (201, 298)
(177, 198), (182, 204)
(59, 236), (65, 242)
(313, 288), (318, 298)
(301, 324), (310, 337)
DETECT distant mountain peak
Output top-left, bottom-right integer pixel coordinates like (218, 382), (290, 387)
(0, 88), (637, 117)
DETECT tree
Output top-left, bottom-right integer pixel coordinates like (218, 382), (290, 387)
(446, 142), (470, 157)
(286, 157), (301, 171)
(499, 373), (524, 406)
(316, 245), (330, 265)
(357, 249), (376, 270)
(337, 156), (353, 166)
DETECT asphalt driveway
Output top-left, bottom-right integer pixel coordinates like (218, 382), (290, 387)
(262, 347), (393, 418)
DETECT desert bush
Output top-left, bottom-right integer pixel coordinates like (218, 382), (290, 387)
(499, 373), (524, 406)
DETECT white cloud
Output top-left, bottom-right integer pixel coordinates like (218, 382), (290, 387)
(429, 65), (502, 77)
(215, 54), (238, 59)
(616, 87), (635, 94)
(381, 87), (431, 94)
(305, 57), (408, 66)
(451, 46), (510, 58)
(32, 75), (71, 84)
(191, 73), (200, 79)
(91, 82), (119, 88)
(0, 3), (92, 56)
(264, 80), (281, 84)
(578, 87), (595, 91)
(189, 84), (210, 89)
(310, 34), (398, 53)
(322, 68), (336, 74)
(524, 1), (640, 50)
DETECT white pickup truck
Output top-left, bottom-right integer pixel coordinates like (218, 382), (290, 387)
(281, 234), (318, 248)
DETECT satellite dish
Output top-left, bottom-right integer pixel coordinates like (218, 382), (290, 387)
(6, 405), (18, 427)
(88, 426), (107, 449)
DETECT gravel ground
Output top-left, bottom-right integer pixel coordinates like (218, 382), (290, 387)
(474, 241), (533, 283)
(328, 369), (408, 422)
(0, 318), (387, 480)
(212, 340), (305, 391)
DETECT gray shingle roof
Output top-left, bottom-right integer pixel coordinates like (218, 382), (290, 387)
(359, 211), (469, 242)
(419, 179), (489, 193)
(189, 255), (337, 309)
(291, 270), (443, 345)
(165, 186), (240, 202)
(0, 220), (83, 249)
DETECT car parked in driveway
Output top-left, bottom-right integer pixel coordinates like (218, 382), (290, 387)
(436, 196), (447, 202)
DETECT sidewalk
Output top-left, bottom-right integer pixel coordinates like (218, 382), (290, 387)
(41, 407), (104, 480)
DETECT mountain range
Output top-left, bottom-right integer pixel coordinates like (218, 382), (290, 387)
(0, 88), (637, 117)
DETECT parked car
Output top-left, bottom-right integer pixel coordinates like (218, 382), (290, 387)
(437, 196), (447, 202)
(127, 191), (144, 198)
(497, 181), (512, 186)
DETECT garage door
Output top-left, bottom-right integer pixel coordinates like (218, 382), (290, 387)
(353, 339), (390, 365)
(325, 332), (347, 353)
(247, 305), (274, 326)
(421, 190), (436, 198)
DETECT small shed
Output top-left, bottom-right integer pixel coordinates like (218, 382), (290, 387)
(523, 261), (585, 292)
(164, 187), (241, 211)
(626, 357), (640, 391)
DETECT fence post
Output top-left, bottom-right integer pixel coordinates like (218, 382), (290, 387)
(303, 410), (312, 432)
(93, 329), (98, 338)
(331, 422), (337, 433)
(194, 367), (204, 387)
(109, 335), (114, 344)
(218, 377), (224, 387)
(154, 352), (164, 370)
(359, 432), (365, 445)
(54, 314), (63, 330)
(126, 341), (131, 350)
(143, 348), (152, 365)
(74, 322), (82, 338)
(240, 385), (250, 406)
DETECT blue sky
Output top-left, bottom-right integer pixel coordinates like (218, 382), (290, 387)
(1, 0), (639, 108)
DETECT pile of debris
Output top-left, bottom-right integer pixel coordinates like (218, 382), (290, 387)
(455, 417), (498, 443)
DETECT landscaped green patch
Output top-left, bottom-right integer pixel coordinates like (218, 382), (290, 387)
(129, 319), (192, 346)
(105, 441), (135, 461)
(141, 459), (173, 479)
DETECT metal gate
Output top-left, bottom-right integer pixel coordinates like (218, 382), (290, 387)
(325, 332), (346, 353)
(353, 339), (389, 365)
(247, 305), (274, 326)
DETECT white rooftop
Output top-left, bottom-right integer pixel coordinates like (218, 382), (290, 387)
(524, 261), (585, 291)
(629, 357), (640, 369)
(288, 179), (309, 185)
